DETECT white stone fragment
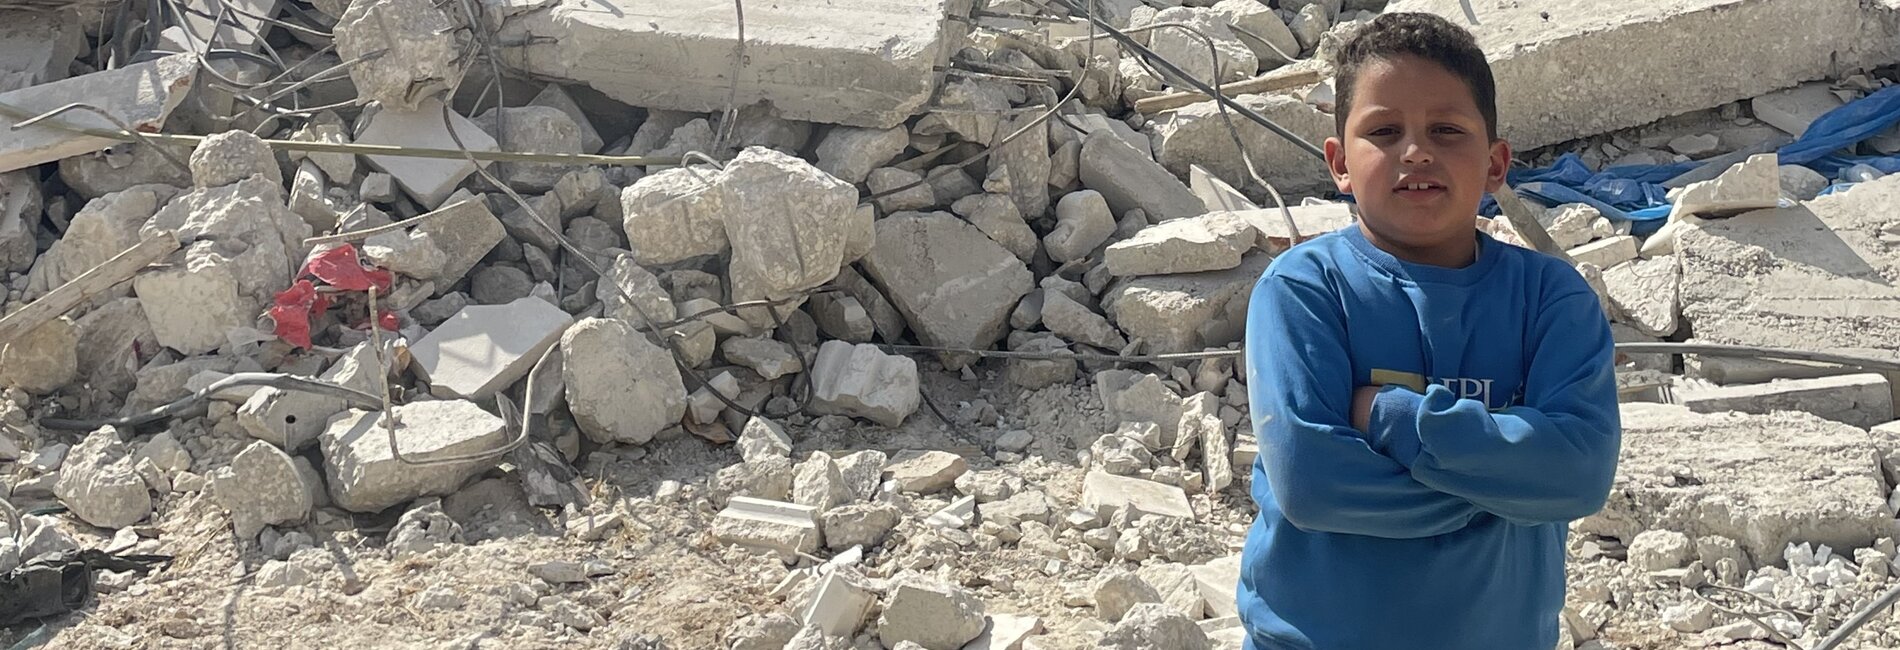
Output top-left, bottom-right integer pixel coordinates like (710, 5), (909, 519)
(320, 400), (508, 512)
(410, 296), (573, 400)
(560, 318), (686, 445)
(357, 99), (500, 209)
(807, 340), (920, 427)
(212, 441), (313, 539)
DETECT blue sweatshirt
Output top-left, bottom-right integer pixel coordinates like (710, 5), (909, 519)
(1237, 225), (1620, 650)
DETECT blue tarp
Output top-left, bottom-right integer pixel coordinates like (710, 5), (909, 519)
(1483, 83), (1900, 228)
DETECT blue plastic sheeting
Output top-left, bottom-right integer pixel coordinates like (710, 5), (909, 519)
(1482, 83), (1900, 228)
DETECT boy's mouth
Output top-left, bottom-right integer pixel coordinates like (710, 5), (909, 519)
(1393, 179), (1447, 200)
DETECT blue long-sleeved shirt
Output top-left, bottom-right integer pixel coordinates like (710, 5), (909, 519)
(1237, 225), (1621, 650)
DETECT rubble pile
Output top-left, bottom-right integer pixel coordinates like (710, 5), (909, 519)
(2, 0), (1900, 648)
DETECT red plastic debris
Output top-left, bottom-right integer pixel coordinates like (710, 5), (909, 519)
(267, 244), (397, 349)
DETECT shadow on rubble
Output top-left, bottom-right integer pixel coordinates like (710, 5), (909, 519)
(1703, 204), (1890, 284)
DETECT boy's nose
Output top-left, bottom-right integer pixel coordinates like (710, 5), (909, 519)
(1402, 140), (1434, 165)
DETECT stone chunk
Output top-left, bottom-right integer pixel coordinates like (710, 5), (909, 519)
(212, 442), (313, 539)
(737, 416), (793, 463)
(1188, 555), (1242, 618)
(821, 502), (900, 550)
(951, 193), (1038, 263)
(722, 337), (803, 381)
(334, 0), (460, 112)
(1082, 470), (1193, 521)
(884, 450), (969, 494)
(0, 318), (75, 395)
(189, 130), (279, 189)
(868, 167), (935, 213)
(0, 8), (84, 94)
(0, 54), (196, 175)
(1680, 373), (1893, 429)
(1080, 130), (1205, 222)
(1046, 190), (1117, 263)
(861, 213), (1034, 358)
(1628, 530), (1695, 572)
(814, 125), (909, 184)
(414, 195), (507, 283)
(1210, 0), (1300, 66)
(1098, 603), (1211, 650)
(1106, 212), (1254, 276)
(54, 428), (150, 529)
(321, 400), (507, 512)
(357, 99), (500, 209)
(1105, 252), (1269, 354)
(1751, 83), (1843, 137)
(1040, 291), (1126, 350)
(721, 148), (858, 327)
(1151, 93), (1334, 198)
(619, 166), (728, 266)
(713, 496), (821, 558)
(560, 318), (686, 445)
(877, 579), (988, 650)
(1148, 7), (1257, 85)
(1603, 255), (1680, 337)
(411, 296), (573, 399)
(1092, 570), (1163, 623)
(802, 572), (876, 638)
(530, 84), (604, 154)
(1096, 370), (1187, 440)
(806, 341), (920, 427)
(1575, 404), (1889, 566)
(1566, 236), (1639, 271)
(1670, 153), (1781, 220)
(792, 453), (855, 514)
(472, 106), (584, 192)
(27, 185), (178, 297)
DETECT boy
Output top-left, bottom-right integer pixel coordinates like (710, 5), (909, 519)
(1237, 12), (1621, 650)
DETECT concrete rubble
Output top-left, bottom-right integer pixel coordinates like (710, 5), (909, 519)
(0, 1), (1898, 647)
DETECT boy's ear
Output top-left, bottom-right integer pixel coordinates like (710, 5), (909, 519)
(1324, 136), (1352, 195)
(1484, 138), (1512, 194)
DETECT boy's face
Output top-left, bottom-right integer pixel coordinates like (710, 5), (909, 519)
(1324, 55), (1510, 257)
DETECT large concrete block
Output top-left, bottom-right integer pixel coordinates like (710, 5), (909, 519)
(1680, 373), (1894, 430)
(410, 296), (574, 400)
(1576, 404), (1889, 567)
(861, 212), (1034, 357)
(0, 54), (196, 174)
(1678, 176), (1900, 384)
(1387, 0), (1898, 149)
(1104, 252), (1271, 354)
(497, 0), (975, 128)
(320, 400), (508, 512)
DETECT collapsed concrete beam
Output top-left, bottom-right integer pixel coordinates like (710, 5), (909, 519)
(1679, 373), (1894, 430)
(1677, 175), (1900, 385)
(1388, 0), (1900, 149)
(0, 54), (197, 174)
(497, 0), (977, 129)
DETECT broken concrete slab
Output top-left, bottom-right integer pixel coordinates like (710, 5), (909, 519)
(947, 194), (1034, 265)
(877, 578), (989, 650)
(814, 125), (910, 185)
(1751, 82), (1844, 137)
(1046, 189), (1117, 264)
(560, 317), (686, 445)
(1670, 153), (1781, 221)
(1082, 470), (1194, 521)
(1040, 290), (1126, 350)
(472, 106), (585, 193)
(862, 212), (1034, 359)
(802, 571), (876, 638)
(1079, 130), (1205, 222)
(1188, 555), (1242, 618)
(0, 317), (74, 395)
(713, 496), (821, 558)
(1150, 93), (1334, 198)
(357, 99), (500, 209)
(530, 84), (604, 154)
(1386, 0), (1895, 150)
(1604, 255), (1681, 338)
(497, 0), (972, 128)
(411, 296), (573, 400)
(1679, 373), (1893, 429)
(1677, 176), (1900, 383)
(321, 399), (508, 512)
(1104, 252), (1271, 354)
(808, 340), (921, 427)
(25, 184), (179, 298)
(835, 265), (907, 344)
(54, 427), (150, 529)
(0, 54), (195, 175)
(212, 441), (312, 539)
(1576, 404), (1888, 567)
(1106, 212), (1255, 276)
(722, 337), (803, 381)
(1567, 235), (1639, 270)
(1148, 8), (1257, 86)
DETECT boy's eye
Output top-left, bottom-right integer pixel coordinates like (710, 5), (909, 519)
(1367, 127), (1399, 137)
(1433, 125), (1467, 135)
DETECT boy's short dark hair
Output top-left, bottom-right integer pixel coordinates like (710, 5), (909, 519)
(1332, 12), (1498, 140)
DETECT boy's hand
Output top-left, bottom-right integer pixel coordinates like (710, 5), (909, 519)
(1351, 385), (1382, 433)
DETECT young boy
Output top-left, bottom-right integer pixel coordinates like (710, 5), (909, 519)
(1237, 13), (1622, 649)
